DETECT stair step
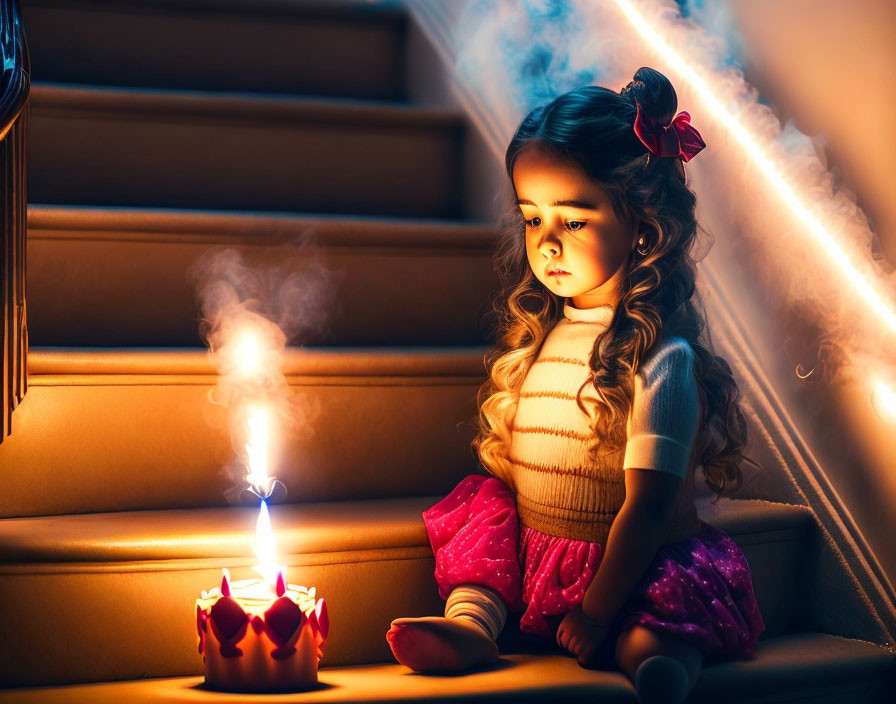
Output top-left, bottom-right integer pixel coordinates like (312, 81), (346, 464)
(27, 83), (465, 217)
(0, 347), (486, 517)
(0, 496), (815, 687)
(26, 205), (499, 346)
(22, 0), (407, 100)
(1, 632), (893, 703)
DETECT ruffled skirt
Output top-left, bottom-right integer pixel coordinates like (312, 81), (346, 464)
(422, 474), (765, 658)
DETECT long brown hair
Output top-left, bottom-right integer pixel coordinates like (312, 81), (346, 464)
(472, 67), (760, 500)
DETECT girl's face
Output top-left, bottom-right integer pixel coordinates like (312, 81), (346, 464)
(512, 144), (639, 310)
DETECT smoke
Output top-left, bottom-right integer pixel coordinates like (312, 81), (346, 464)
(420, 0), (896, 391)
(677, 0), (747, 73)
(456, 0), (598, 112)
(193, 243), (334, 350)
(188, 232), (338, 504)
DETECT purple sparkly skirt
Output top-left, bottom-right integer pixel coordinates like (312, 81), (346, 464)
(423, 474), (766, 658)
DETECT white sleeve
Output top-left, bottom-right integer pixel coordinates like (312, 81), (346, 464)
(623, 338), (699, 479)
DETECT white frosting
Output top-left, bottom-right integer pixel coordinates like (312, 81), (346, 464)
(200, 578), (317, 615)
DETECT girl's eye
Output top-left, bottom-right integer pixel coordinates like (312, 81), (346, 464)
(523, 217), (585, 231)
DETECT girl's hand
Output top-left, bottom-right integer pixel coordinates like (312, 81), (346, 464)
(555, 605), (611, 667)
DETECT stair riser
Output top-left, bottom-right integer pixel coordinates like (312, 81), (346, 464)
(23, 1), (406, 100)
(732, 529), (810, 639)
(0, 552), (443, 688)
(27, 237), (499, 346)
(0, 524), (809, 687)
(27, 101), (463, 217)
(0, 378), (482, 517)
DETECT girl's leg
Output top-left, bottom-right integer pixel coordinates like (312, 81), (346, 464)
(387, 474), (520, 673)
(387, 584), (505, 672)
(615, 625), (703, 704)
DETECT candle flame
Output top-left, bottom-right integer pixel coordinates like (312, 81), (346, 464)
(253, 500), (285, 589)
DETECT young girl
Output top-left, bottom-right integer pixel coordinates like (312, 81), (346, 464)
(386, 66), (765, 704)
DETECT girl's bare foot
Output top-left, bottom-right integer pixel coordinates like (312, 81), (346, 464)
(386, 616), (500, 673)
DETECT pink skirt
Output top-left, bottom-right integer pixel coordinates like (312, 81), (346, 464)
(423, 473), (766, 658)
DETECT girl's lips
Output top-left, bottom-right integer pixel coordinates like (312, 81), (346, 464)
(547, 269), (570, 277)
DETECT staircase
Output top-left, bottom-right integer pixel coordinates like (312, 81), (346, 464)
(1, 0), (894, 701)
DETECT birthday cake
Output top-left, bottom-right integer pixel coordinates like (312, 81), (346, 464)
(196, 576), (329, 692)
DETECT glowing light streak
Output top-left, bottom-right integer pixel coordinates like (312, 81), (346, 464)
(245, 403), (284, 591)
(872, 379), (896, 422)
(612, 0), (896, 337)
(245, 405), (272, 497)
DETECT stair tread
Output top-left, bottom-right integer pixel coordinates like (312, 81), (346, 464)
(27, 204), (497, 247)
(0, 496), (436, 562)
(27, 346), (490, 378)
(1, 632), (892, 703)
(30, 81), (464, 128)
(0, 495), (813, 564)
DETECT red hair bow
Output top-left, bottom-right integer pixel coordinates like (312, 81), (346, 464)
(633, 100), (706, 162)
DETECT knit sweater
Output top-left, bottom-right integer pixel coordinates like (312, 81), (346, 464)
(506, 300), (701, 545)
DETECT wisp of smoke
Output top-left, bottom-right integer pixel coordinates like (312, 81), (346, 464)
(187, 238), (335, 504)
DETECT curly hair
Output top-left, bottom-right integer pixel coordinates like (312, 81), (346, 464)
(472, 66), (760, 501)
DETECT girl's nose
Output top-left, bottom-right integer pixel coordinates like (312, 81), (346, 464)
(539, 238), (560, 258)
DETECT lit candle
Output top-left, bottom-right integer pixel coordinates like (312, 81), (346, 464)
(196, 386), (328, 691)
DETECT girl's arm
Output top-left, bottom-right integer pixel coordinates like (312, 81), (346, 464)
(581, 338), (698, 626)
(580, 468), (682, 626)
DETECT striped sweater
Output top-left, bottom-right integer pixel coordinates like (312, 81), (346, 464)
(505, 300), (701, 545)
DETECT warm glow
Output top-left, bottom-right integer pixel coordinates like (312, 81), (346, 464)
(611, 0), (896, 337)
(236, 331), (262, 377)
(253, 500), (285, 589)
(245, 405), (272, 497)
(196, 254), (326, 692)
(872, 379), (896, 422)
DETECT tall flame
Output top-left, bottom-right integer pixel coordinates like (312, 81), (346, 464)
(196, 255), (303, 593)
(252, 500), (283, 588)
(244, 401), (284, 591)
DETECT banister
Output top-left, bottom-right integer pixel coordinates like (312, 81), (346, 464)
(0, 0), (30, 443)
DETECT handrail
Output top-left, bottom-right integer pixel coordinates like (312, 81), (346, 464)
(0, 0), (30, 443)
